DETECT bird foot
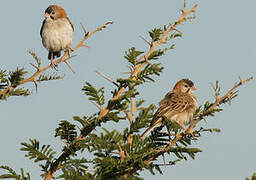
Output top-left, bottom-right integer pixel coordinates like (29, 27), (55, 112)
(50, 59), (58, 71)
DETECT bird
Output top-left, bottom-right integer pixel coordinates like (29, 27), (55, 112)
(40, 5), (74, 69)
(141, 78), (198, 138)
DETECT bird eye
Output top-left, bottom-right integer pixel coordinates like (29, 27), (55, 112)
(184, 84), (188, 88)
(51, 12), (55, 15)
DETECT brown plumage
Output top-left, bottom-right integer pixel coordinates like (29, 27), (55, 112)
(141, 79), (198, 138)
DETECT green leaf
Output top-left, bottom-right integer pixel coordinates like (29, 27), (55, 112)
(137, 63), (164, 84)
(82, 82), (105, 106)
(0, 166), (20, 179)
(8, 68), (28, 87)
(28, 50), (41, 67)
(124, 47), (144, 66)
(20, 139), (56, 164)
(55, 120), (77, 143)
(37, 73), (63, 82)
(149, 28), (163, 42)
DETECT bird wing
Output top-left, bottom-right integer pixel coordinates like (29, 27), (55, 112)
(141, 91), (195, 138)
(151, 91), (195, 126)
(40, 19), (46, 38)
(67, 17), (74, 31)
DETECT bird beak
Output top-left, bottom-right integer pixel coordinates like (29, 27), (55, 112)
(191, 85), (197, 91)
(44, 13), (50, 18)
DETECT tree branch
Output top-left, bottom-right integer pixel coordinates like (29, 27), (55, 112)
(124, 76), (252, 177)
(186, 76), (253, 133)
(41, 21), (113, 180)
(45, 3), (198, 179)
(0, 21), (113, 97)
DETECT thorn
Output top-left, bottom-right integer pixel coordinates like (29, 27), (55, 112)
(139, 36), (151, 46)
(106, 21), (114, 25)
(80, 23), (87, 34)
(210, 82), (215, 90)
(64, 61), (75, 73)
(227, 94), (232, 105)
(95, 71), (119, 87)
(63, 54), (77, 61)
(29, 63), (39, 71)
(238, 76), (243, 84)
(171, 26), (183, 34)
(91, 101), (102, 111)
(33, 80), (38, 93)
(122, 72), (131, 74)
(82, 44), (90, 48)
(203, 117), (207, 123)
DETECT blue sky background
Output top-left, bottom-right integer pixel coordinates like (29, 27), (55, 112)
(1, 0), (256, 179)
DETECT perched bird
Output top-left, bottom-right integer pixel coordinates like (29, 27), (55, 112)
(40, 5), (74, 69)
(141, 79), (198, 138)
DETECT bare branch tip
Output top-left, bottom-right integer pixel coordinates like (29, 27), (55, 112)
(82, 44), (90, 48)
(29, 63), (39, 70)
(194, 4), (198, 9)
(91, 101), (102, 111)
(80, 23), (87, 34)
(139, 36), (151, 46)
(33, 80), (38, 93)
(106, 21), (114, 25)
(64, 61), (75, 73)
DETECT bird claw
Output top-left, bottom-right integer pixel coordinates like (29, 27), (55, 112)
(50, 59), (58, 71)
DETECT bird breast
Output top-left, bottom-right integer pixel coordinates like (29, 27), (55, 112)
(171, 111), (193, 125)
(41, 18), (73, 52)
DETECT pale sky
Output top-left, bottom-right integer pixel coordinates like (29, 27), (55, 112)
(1, 0), (256, 179)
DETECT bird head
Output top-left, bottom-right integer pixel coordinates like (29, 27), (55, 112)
(173, 78), (196, 94)
(44, 5), (67, 20)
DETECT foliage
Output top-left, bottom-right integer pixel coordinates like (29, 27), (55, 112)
(246, 173), (256, 180)
(0, 166), (30, 180)
(0, 1), (252, 180)
(0, 50), (63, 100)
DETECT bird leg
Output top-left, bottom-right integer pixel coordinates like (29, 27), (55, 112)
(50, 53), (58, 70)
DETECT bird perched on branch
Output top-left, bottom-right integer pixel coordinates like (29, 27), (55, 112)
(141, 78), (198, 138)
(40, 5), (74, 69)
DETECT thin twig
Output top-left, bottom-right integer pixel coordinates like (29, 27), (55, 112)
(0, 22), (113, 97)
(33, 80), (38, 93)
(64, 60), (75, 73)
(29, 63), (39, 71)
(186, 76), (253, 134)
(90, 101), (102, 111)
(139, 36), (151, 46)
(95, 71), (118, 86)
(43, 21), (113, 180)
(46, 3), (199, 179)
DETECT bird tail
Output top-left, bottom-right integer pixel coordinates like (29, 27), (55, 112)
(140, 121), (162, 138)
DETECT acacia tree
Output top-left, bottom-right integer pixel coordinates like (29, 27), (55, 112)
(0, 2), (253, 180)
